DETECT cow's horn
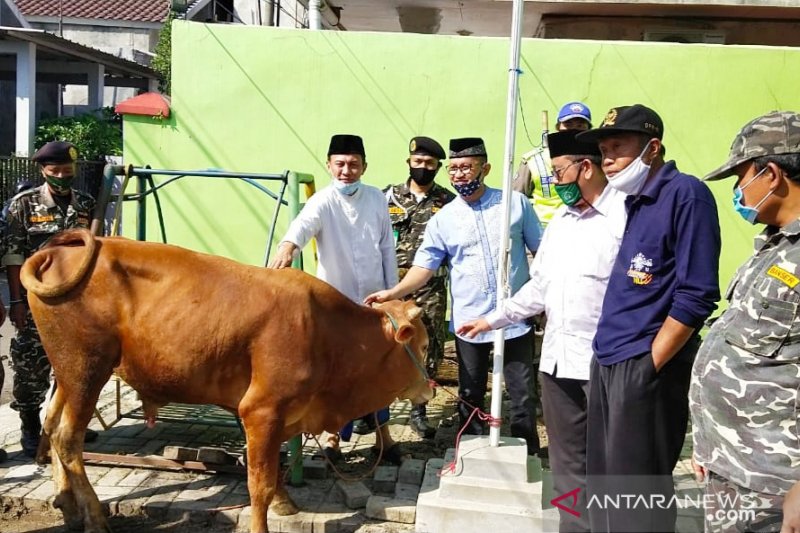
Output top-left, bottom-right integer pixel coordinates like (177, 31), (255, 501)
(406, 305), (422, 320)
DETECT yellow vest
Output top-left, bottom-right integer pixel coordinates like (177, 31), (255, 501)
(522, 147), (562, 227)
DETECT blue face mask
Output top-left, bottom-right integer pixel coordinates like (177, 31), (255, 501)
(732, 167), (773, 225)
(333, 179), (361, 196)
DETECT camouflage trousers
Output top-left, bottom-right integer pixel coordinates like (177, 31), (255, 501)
(704, 471), (785, 533)
(405, 274), (447, 379)
(9, 306), (50, 413)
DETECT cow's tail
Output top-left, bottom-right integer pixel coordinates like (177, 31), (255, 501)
(21, 228), (97, 298)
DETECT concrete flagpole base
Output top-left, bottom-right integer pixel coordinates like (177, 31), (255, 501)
(415, 435), (559, 533)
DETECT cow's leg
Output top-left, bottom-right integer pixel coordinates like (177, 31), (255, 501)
(241, 406), (295, 533)
(50, 387), (110, 533)
(44, 388), (83, 530)
(272, 482), (299, 516)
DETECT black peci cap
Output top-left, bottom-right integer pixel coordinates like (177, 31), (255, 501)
(327, 134), (366, 158)
(449, 137), (487, 158)
(547, 130), (601, 159)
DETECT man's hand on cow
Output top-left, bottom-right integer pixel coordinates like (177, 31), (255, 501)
(268, 242), (297, 269)
(782, 480), (800, 533)
(456, 318), (492, 339)
(10, 302), (26, 329)
(364, 289), (395, 306)
(690, 455), (706, 484)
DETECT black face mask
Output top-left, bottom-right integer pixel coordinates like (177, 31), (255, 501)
(409, 166), (438, 186)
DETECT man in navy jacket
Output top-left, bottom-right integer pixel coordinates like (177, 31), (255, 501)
(577, 105), (721, 532)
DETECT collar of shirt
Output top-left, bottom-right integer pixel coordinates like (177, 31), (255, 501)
(755, 218), (800, 251)
(456, 185), (497, 208)
(565, 183), (619, 219)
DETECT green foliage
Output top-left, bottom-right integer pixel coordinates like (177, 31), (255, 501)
(35, 108), (122, 160)
(152, 10), (176, 95)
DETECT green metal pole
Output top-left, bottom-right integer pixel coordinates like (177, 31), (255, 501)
(286, 170), (304, 487)
(136, 171), (147, 242)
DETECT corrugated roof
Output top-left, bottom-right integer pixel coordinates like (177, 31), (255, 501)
(14, 0), (170, 24)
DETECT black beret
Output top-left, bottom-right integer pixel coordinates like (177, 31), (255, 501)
(547, 131), (601, 159)
(409, 136), (446, 160)
(32, 141), (79, 164)
(449, 137), (487, 158)
(577, 104), (663, 143)
(328, 134), (366, 158)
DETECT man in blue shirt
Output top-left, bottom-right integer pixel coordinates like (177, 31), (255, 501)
(577, 105), (721, 532)
(366, 137), (543, 456)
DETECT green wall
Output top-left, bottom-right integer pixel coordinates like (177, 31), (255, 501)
(122, 21), (800, 291)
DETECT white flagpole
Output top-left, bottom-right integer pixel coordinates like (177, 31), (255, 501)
(490, 0), (525, 448)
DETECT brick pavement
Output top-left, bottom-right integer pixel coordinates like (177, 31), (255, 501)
(0, 378), (705, 532)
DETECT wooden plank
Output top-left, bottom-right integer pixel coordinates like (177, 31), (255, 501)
(82, 452), (246, 475)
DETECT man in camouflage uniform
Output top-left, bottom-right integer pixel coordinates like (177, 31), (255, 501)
(383, 136), (454, 438)
(691, 111), (800, 533)
(2, 141), (98, 458)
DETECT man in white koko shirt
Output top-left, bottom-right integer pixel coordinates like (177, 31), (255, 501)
(458, 130), (626, 532)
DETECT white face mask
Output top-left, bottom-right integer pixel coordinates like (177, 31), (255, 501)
(607, 142), (654, 196)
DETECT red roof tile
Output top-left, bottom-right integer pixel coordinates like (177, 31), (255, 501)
(14, 0), (170, 24)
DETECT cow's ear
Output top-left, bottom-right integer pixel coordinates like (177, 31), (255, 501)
(394, 324), (416, 344)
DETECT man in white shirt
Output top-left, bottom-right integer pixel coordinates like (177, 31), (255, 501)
(269, 134), (403, 463)
(458, 130), (626, 532)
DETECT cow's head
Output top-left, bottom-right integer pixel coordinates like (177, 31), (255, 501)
(376, 299), (435, 405)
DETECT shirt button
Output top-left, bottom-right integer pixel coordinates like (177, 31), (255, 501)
(761, 300), (770, 309)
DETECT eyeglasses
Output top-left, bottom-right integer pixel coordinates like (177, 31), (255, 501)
(551, 161), (582, 180)
(447, 163), (481, 176)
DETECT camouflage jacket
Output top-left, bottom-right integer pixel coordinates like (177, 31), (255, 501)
(690, 219), (800, 495)
(2, 184), (95, 266)
(383, 181), (454, 274)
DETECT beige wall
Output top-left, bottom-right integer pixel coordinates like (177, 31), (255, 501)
(540, 16), (800, 47)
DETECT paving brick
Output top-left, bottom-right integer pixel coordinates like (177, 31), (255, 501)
(97, 467), (131, 487)
(137, 438), (168, 456)
(25, 480), (55, 503)
(118, 469), (153, 487)
(143, 489), (178, 520)
(365, 495), (416, 524)
(335, 480), (371, 509)
(235, 505), (252, 532)
(394, 482), (419, 501)
(302, 456), (328, 480)
(373, 465), (398, 494)
(197, 446), (234, 465)
(162, 445), (198, 461)
(397, 458), (425, 486)
(117, 487), (158, 516)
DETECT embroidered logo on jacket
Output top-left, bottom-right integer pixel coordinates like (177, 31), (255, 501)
(627, 252), (653, 285)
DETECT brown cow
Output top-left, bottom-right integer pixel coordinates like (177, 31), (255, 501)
(21, 228), (433, 533)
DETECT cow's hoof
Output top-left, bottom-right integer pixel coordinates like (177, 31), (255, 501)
(53, 494), (83, 530)
(270, 497), (299, 516)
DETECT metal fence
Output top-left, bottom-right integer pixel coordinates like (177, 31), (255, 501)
(0, 156), (105, 205)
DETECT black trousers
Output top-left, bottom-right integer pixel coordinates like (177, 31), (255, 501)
(586, 336), (699, 533)
(541, 371), (590, 532)
(454, 330), (539, 455)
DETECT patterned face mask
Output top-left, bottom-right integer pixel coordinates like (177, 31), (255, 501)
(554, 181), (583, 206)
(453, 175), (482, 198)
